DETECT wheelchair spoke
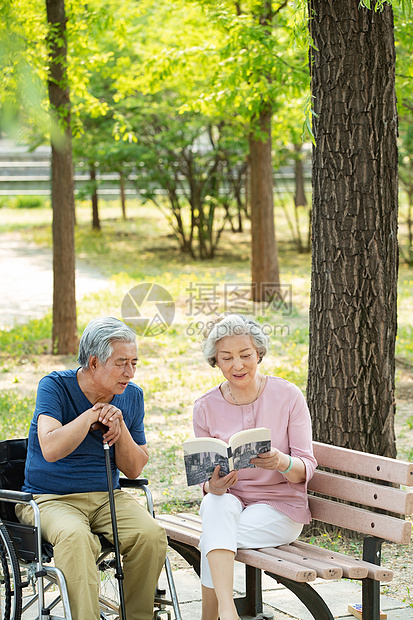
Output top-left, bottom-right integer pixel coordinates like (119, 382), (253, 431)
(99, 552), (120, 618)
(0, 524), (22, 620)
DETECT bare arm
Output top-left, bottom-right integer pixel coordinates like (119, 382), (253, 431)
(113, 426), (149, 479)
(38, 406), (101, 462)
(38, 402), (148, 480)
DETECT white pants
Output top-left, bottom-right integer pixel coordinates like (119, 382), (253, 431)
(199, 493), (303, 588)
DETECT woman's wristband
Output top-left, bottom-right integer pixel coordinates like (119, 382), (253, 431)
(278, 455), (293, 474)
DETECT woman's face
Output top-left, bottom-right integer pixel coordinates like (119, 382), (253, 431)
(215, 334), (259, 390)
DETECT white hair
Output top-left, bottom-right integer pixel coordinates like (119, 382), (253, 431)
(78, 317), (136, 369)
(201, 314), (269, 367)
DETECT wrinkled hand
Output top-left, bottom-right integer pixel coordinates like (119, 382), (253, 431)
(208, 465), (238, 495)
(250, 448), (288, 471)
(90, 403), (123, 446)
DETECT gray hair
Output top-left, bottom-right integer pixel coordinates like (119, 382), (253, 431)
(201, 314), (269, 367)
(78, 317), (136, 369)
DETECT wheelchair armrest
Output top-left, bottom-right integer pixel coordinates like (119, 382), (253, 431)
(119, 478), (149, 488)
(119, 478), (155, 515)
(0, 489), (33, 503)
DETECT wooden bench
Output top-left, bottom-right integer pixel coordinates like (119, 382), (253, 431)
(156, 441), (413, 620)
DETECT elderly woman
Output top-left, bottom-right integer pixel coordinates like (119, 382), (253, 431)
(194, 314), (317, 620)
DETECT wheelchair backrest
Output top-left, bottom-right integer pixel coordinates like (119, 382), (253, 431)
(0, 437), (28, 521)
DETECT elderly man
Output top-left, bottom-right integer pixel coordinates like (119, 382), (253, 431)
(16, 317), (167, 620)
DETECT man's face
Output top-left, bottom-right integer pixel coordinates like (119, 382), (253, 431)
(93, 341), (138, 399)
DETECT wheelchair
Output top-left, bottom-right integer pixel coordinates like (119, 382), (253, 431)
(0, 438), (181, 620)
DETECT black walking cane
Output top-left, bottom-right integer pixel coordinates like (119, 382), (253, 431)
(103, 442), (127, 620)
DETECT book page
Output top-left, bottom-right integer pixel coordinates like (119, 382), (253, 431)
(183, 438), (230, 486)
(229, 428), (271, 471)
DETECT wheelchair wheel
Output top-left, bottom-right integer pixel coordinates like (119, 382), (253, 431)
(97, 549), (177, 620)
(98, 550), (120, 619)
(0, 523), (22, 620)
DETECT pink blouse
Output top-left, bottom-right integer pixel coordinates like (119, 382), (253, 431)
(193, 376), (317, 524)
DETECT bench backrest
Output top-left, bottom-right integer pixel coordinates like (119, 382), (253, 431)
(308, 442), (413, 544)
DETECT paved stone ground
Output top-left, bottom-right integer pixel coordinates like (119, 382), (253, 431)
(157, 559), (413, 619)
(21, 559), (413, 619)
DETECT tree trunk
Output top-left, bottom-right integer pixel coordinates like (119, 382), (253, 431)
(294, 143), (307, 253)
(249, 107), (281, 302)
(46, 0), (78, 355)
(294, 144), (307, 209)
(90, 165), (100, 231)
(120, 170), (127, 220)
(307, 0), (398, 457)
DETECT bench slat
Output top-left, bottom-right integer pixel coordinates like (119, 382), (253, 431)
(258, 547), (342, 579)
(309, 496), (412, 544)
(290, 541), (393, 582)
(308, 470), (413, 515)
(235, 548), (316, 583)
(157, 512), (394, 583)
(157, 515), (317, 582)
(156, 517), (201, 548)
(278, 543), (368, 579)
(158, 514), (202, 534)
(313, 442), (413, 486)
(176, 513), (203, 529)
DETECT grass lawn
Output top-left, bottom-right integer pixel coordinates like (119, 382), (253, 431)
(1, 197), (412, 606)
(1, 198), (412, 506)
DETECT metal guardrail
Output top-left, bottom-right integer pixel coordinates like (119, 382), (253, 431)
(0, 140), (311, 199)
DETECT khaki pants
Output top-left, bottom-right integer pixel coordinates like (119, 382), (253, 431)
(16, 490), (167, 620)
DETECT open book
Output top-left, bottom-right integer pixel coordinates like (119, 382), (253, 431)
(183, 427), (271, 486)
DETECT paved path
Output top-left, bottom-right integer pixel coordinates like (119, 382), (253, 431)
(0, 233), (109, 330)
(23, 561), (413, 619)
(169, 564), (413, 619)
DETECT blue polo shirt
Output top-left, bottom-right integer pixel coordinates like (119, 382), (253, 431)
(22, 369), (146, 495)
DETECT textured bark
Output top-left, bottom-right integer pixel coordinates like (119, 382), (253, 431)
(46, 0), (78, 354)
(249, 108), (281, 301)
(307, 1), (398, 456)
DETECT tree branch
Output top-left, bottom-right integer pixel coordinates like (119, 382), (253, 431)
(273, 0), (290, 17)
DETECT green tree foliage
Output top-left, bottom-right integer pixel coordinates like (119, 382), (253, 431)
(0, 0), (48, 138)
(2, 0), (412, 265)
(114, 93), (248, 258)
(69, 0), (251, 257)
(136, 0), (310, 292)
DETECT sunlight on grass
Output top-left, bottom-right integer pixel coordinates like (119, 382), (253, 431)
(0, 315), (52, 363)
(0, 390), (36, 438)
(0, 198), (412, 511)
